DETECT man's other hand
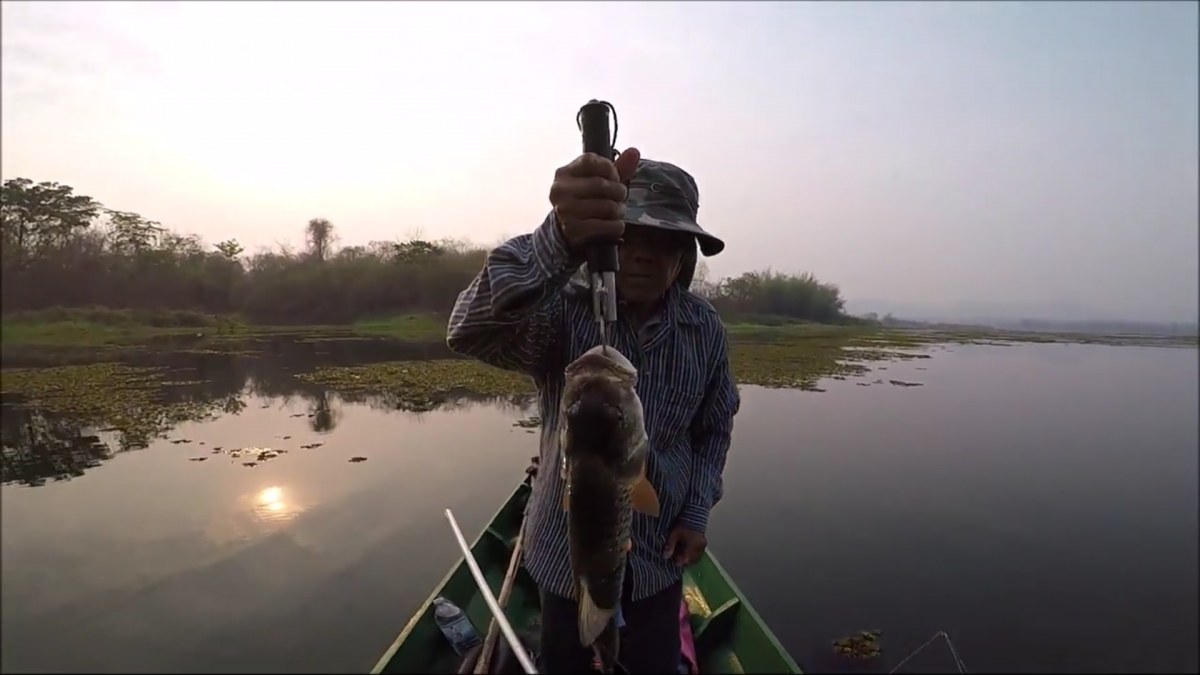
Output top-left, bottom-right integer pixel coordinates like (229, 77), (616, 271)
(663, 525), (707, 567)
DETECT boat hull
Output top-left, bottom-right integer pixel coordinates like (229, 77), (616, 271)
(371, 482), (802, 674)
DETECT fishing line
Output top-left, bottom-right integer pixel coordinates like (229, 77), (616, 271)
(887, 630), (969, 674)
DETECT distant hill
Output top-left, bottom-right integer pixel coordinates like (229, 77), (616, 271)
(977, 318), (1198, 337)
(846, 298), (1198, 337)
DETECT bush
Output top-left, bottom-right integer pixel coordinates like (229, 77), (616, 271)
(2, 177), (853, 326)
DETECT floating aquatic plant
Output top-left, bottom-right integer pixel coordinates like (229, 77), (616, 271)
(297, 359), (534, 411)
(0, 363), (228, 451)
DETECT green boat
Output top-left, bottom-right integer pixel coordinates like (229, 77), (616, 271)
(371, 476), (803, 674)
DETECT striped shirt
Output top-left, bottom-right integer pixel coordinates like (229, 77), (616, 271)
(447, 213), (740, 601)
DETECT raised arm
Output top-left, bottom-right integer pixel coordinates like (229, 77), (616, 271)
(448, 150), (641, 377)
(677, 323), (740, 534)
(446, 213), (581, 376)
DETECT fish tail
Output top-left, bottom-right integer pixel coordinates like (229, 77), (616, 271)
(591, 620), (621, 674)
(577, 584), (616, 648)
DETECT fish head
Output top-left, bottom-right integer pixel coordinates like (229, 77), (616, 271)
(565, 345), (638, 387)
(562, 346), (645, 467)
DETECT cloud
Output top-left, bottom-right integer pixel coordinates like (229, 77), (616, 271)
(1, 2), (163, 108)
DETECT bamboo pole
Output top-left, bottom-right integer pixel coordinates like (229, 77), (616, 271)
(474, 517), (528, 674)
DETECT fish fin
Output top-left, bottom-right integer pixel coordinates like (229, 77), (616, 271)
(560, 450), (570, 511)
(559, 428), (569, 478)
(593, 643), (626, 674)
(577, 586), (615, 647)
(595, 643), (633, 675)
(630, 469), (661, 518)
(592, 611), (622, 673)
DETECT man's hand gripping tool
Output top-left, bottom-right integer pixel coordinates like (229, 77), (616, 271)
(576, 99), (621, 349)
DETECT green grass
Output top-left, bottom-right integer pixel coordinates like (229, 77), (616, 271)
(0, 309), (450, 347)
(0, 308), (250, 347)
(351, 313), (447, 342)
(4, 307), (1195, 353)
(1, 321), (227, 347)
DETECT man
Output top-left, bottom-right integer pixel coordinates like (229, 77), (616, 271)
(447, 147), (739, 674)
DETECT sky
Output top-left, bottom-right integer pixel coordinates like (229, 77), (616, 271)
(1, 1), (1197, 323)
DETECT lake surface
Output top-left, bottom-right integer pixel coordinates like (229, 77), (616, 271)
(2, 340), (1197, 673)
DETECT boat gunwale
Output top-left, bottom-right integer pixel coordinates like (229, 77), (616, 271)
(701, 550), (804, 673)
(368, 482), (530, 675)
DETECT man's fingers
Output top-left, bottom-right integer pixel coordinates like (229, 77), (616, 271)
(662, 530), (680, 559)
(557, 198), (626, 223)
(614, 147), (641, 184)
(550, 176), (627, 205)
(679, 540), (696, 566)
(562, 152), (621, 181)
(675, 540), (693, 566)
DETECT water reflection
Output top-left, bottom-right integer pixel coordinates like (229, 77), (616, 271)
(1, 337), (537, 488)
(308, 391), (340, 433)
(250, 485), (305, 525)
(0, 403), (114, 487)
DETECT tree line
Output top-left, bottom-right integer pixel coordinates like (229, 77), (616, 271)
(1, 178), (850, 325)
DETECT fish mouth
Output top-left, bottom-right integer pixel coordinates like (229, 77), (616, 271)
(567, 400), (624, 424)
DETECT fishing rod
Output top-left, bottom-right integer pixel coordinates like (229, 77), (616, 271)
(444, 508), (539, 675)
(576, 99), (620, 349)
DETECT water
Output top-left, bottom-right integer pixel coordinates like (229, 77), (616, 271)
(2, 340), (1197, 673)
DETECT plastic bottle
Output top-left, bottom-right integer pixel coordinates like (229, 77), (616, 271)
(433, 597), (481, 656)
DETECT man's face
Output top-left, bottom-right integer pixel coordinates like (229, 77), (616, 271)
(616, 224), (691, 306)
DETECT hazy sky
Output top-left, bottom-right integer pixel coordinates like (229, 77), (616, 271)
(2, 1), (1197, 322)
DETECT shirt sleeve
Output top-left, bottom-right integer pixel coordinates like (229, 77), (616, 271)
(677, 324), (740, 534)
(446, 212), (582, 377)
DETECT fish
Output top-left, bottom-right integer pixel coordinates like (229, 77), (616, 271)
(559, 344), (661, 673)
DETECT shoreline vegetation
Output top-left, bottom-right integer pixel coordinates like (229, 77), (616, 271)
(2, 306), (1196, 349)
(2, 306), (1195, 442)
(2, 177), (1196, 448)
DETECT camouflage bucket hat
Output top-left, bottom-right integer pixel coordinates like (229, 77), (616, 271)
(624, 158), (725, 257)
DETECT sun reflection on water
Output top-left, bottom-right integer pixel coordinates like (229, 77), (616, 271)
(252, 485), (304, 524)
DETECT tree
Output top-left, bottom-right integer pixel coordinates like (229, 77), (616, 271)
(0, 175), (856, 326)
(215, 239), (244, 260)
(1, 178), (101, 268)
(305, 218), (335, 262)
(391, 239), (445, 264)
(690, 260), (719, 298)
(105, 209), (165, 256)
